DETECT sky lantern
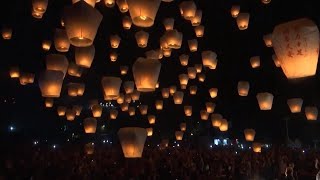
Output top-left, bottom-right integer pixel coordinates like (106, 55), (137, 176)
(155, 100), (163, 110)
(116, 93), (124, 104)
(184, 106), (192, 116)
(116, 0), (128, 13)
(132, 58), (161, 92)
(160, 139), (169, 148)
(104, 0), (115, 7)
(163, 18), (174, 31)
(38, 70), (64, 98)
(110, 109), (118, 119)
(42, 40), (52, 51)
(287, 98), (303, 113)
(175, 131), (184, 140)
(211, 114), (222, 127)
(219, 119), (228, 131)
(9, 67), (20, 78)
(209, 88), (218, 98)
(63, 1), (103, 47)
(110, 34), (121, 48)
(45, 98), (54, 108)
(19, 73), (29, 85)
(85, 143), (94, 155)
(198, 73), (206, 82)
(120, 66), (128, 75)
(163, 49), (172, 57)
(253, 143), (262, 153)
(179, 1), (196, 20)
(72, 0), (97, 7)
(163, 30), (183, 49)
(230, 5), (240, 18)
(122, 16), (132, 29)
(148, 115), (156, 124)
(92, 104), (103, 118)
(162, 88), (170, 98)
(190, 10), (202, 26)
(2, 27), (12, 40)
(76, 83), (85, 96)
(89, 99), (99, 109)
(202, 51), (218, 69)
(195, 64), (203, 73)
(180, 123), (186, 132)
(272, 18), (319, 79)
(256, 92), (274, 110)
(68, 62), (83, 77)
(188, 39), (198, 52)
(173, 91), (184, 104)
(128, 107), (136, 116)
(189, 85), (197, 95)
(54, 28), (70, 52)
(244, 129), (256, 142)
(66, 109), (76, 121)
(272, 54), (281, 67)
(68, 83), (79, 97)
(57, 106), (67, 116)
(194, 25), (204, 37)
(263, 34), (273, 47)
(238, 81), (250, 96)
(179, 54), (189, 66)
(145, 50), (161, 60)
(126, 0), (161, 27)
(139, 105), (148, 115)
(305, 106), (318, 121)
(123, 81), (135, 94)
(75, 45), (95, 68)
(206, 102), (216, 113)
(46, 54), (69, 78)
(146, 128), (153, 137)
(250, 56), (260, 68)
(169, 85), (176, 96)
(118, 127), (147, 158)
(125, 94), (132, 104)
(131, 90), (140, 101)
(102, 77), (122, 100)
(261, 0), (271, 4)
(179, 74), (189, 89)
(32, 9), (44, 19)
(73, 105), (83, 116)
(200, 110), (209, 120)
(135, 31), (149, 48)
(84, 117), (97, 134)
(32, 0), (48, 14)
(187, 67), (197, 79)
(236, 13), (250, 30)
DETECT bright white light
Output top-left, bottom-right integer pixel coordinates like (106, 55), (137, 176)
(191, 133), (193, 136)
(214, 139), (219, 146)
(33, 141), (38, 145)
(235, 151), (238, 154)
(9, 126), (15, 131)
(103, 140), (106, 143)
(210, 145), (213, 148)
(157, 144), (159, 147)
(177, 144), (180, 147)
(302, 150), (305, 153)
(53, 145), (56, 149)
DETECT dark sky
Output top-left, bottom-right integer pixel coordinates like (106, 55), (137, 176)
(1, 0), (320, 145)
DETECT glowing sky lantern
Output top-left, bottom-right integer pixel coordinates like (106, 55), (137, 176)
(118, 127), (147, 158)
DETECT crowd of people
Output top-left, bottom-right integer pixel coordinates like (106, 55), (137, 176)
(0, 143), (319, 179)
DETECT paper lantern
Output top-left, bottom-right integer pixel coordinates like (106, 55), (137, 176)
(180, 123), (186, 132)
(54, 28), (70, 52)
(209, 88), (218, 98)
(145, 50), (161, 60)
(272, 54), (281, 67)
(188, 39), (198, 52)
(73, 105), (83, 116)
(250, 56), (260, 68)
(231, 5), (240, 18)
(89, 99), (99, 109)
(175, 131), (184, 141)
(75, 45), (95, 68)
(162, 88), (170, 98)
(155, 100), (163, 110)
(68, 62), (83, 77)
(66, 109), (76, 121)
(190, 10), (202, 26)
(32, 10), (43, 19)
(46, 54), (69, 78)
(187, 67), (197, 79)
(253, 143), (262, 153)
(156, 49), (163, 59)
(25, 73), (35, 84)
(163, 49), (172, 57)
(179, 54), (189, 66)
(272, 18), (319, 79)
(148, 115), (156, 124)
(179, 74), (189, 89)
(117, 93), (124, 104)
(194, 64), (202, 73)
(131, 90), (140, 101)
(189, 85), (197, 95)
(122, 16), (132, 30)
(244, 129), (256, 142)
(38, 70), (64, 98)
(92, 104), (102, 118)
(211, 114), (222, 127)
(32, 0), (48, 14)
(169, 85), (177, 96)
(121, 102), (129, 111)
(173, 91), (184, 104)
(146, 128), (153, 137)
(160, 36), (170, 50)
(256, 92), (274, 110)
(200, 110), (209, 120)
(198, 73), (206, 82)
(116, 0), (128, 13)
(139, 105), (148, 115)
(132, 58), (161, 92)
(126, 0), (161, 27)
(19, 73), (28, 85)
(194, 25), (204, 37)
(128, 107), (136, 116)
(122, 81), (134, 94)
(184, 106), (192, 116)
(202, 51), (218, 69)
(135, 31), (149, 48)
(104, 0), (115, 7)
(57, 106), (67, 116)
(9, 67), (20, 78)
(287, 98), (303, 113)
(84, 117), (97, 134)
(72, 0), (96, 7)
(120, 66), (128, 75)
(102, 77), (122, 100)
(163, 30), (183, 49)
(118, 127), (147, 158)
(42, 40), (52, 51)
(179, 1), (196, 20)
(2, 27), (12, 40)
(305, 106), (318, 121)
(160, 139), (169, 148)
(85, 143), (94, 155)
(206, 102), (216, 113)
(110, 109), (118, 119)
(68, 83), (78, 97)
(110, 34), (121, 49)
(163, 18), (174, 31)
(236, 13), (250, 30)
(45, 98), (54, 108)
(219, 119), (228, 131)
(77, 83), (85, 96)
(263, 34), (273, 47)
(261, 0), (271, 4)
(63, 1), (103, 47)
(125, 94), (132, 103)
(238, 81), (250, 96)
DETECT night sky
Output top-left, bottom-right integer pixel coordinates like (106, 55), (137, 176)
(1, 0), (320, 145)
